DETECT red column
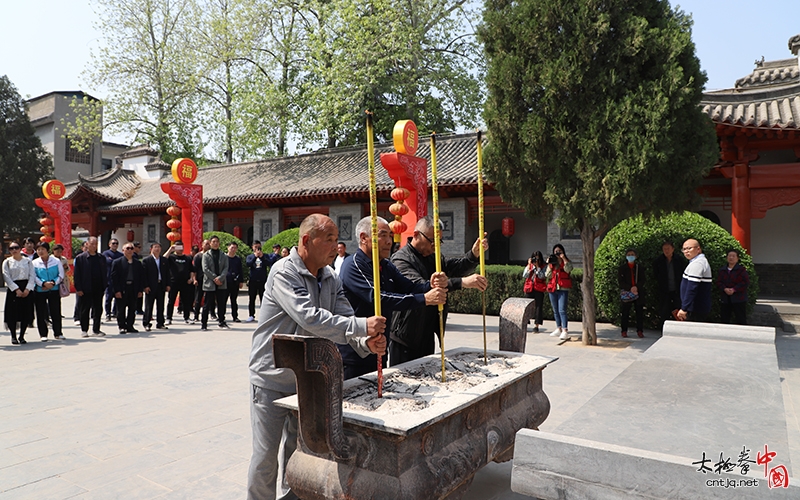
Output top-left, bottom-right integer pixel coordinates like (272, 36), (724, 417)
(731, 162), (751, 252)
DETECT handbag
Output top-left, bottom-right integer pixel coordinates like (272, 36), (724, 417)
(59, 281), (70, 298)
(620, 290), (638, 302)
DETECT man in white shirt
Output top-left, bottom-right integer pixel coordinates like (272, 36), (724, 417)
(331, 242), (349, 275)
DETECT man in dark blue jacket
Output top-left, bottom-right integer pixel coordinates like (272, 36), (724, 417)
(74, 236), (107, 337)
(339, 216), (447, 379)
(677, 238), (712, 322)
(226, 241), (244, 322)
(102, 237), (123, 321)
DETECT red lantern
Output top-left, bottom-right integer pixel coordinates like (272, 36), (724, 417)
(391, 187), (410, 201)
(389, 202), (409, 216)
(40, 235), (54, 243)
(127, 230), (135, 242)
(167, 231), (182, 242)
(40, 226), (50, 234)
(502, 217), (515, 237)
(389, 220), (408, 235)
(166, 206), (182, 217)
(39, 217), (53, 226)
(167, 219), (182, 230)
(233, 226), (242, 239)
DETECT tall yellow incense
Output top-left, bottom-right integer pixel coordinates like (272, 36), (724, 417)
(430, 133), (446, 383)
(366, 111), (383, 397)
(477, 130), (487, 365)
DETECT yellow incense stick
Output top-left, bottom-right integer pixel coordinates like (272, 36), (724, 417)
(366, 111), (383, 397)
(477, 130), (487, 365)
(430, 133), (446, 382)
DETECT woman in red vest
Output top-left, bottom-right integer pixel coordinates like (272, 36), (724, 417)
(522, 251), (547, 333)
(546, 244), (572, 340)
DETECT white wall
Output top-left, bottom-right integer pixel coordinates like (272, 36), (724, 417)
(751, 203), (800, 263)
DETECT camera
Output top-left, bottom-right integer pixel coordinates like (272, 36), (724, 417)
(547, 254), (559, 265)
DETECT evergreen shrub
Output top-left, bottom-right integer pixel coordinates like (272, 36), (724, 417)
(595, 211), (759, 328)
(265, 228), (299, 253)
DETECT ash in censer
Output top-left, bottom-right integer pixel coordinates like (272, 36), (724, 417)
(343, 353), (521, 414)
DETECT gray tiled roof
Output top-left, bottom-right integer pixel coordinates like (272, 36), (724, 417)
(734, 58), (800, 89)
(89, 132), (483, 212)
(65, 168), (141, 202)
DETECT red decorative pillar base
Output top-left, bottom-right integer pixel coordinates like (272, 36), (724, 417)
(161, 183), (204, 250)
(380, 152), (428, 244)
(35, 198), (73, 259)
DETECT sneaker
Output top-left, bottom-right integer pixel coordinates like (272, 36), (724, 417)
(19, 338), (27, 344)
(55, 335), (65, 340)
(119, 329), (127, 335)
(559, 330), (569, 340)
(106, 315), (112, 322)
(144, 326), (152, 332)
(11, 339), (20, 345)
(219, 323), (230, 330)
(532, 326), (540, 333)
(621, 331), (628, 338)
(200, 326), (209, 331)
(185, 319), (192, 324)
(156, 325), (168, 330)
(81, 331), (90, 338)
(637, 330), (644, 338)
(41, 337), (49, 342)
(92, 331), (106, 337)
(166, 319), (172, 326)
(210, 314), (217, 320)
(74, 320), (81, 326)
(550, 327), (561, 337)
(246, 316), (254, 323)
(128, 328), (140, 333)
(233, 318), (241, 323)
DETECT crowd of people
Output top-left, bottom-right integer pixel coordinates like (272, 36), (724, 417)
(521, 238), (751, 340)
(2, 235), (290, 343)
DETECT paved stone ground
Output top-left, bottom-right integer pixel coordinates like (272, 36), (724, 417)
(1, 293), (797, 499)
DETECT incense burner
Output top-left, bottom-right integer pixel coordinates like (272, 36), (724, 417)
(272, 300), (553, 500)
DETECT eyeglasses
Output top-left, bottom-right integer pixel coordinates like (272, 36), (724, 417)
(419, 231), (437, 245)
(110, 242), (118, 245)
(123, 246), (134, 251)
(9, 246), (19, 250)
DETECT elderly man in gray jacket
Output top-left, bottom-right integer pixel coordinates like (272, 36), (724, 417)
(247, 214), (386, 500)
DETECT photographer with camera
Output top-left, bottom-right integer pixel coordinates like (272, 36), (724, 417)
(522, 251), (547, 333)
(545, 244), (573, 340)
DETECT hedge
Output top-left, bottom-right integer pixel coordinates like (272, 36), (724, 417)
(448, 264), (585, 321)
(594, 211), (759, 328)
(265, 228), (299, 253)
(202, 231), (253, 283)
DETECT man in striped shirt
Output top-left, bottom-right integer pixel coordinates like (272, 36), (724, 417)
(676, 238), (712, 322)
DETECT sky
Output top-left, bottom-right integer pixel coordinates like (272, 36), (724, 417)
(2, 0), (799, 145)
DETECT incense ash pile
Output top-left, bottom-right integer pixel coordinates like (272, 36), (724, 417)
(343, 353), (520, 414)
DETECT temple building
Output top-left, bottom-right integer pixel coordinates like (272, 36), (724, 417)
(698, 34), (800, 295)
(57, 35), (800, 297)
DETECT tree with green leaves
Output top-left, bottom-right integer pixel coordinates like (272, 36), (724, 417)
(480, 0), (718, 344)
(0, 75), (53, 241)
(302, 0), (484, 148)
(86, 0), (204, 162)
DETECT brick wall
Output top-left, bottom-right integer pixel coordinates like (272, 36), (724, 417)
(754, 264), (800, 297)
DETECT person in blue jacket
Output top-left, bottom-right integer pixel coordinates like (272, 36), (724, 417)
(676, 238), (712, 322)
(339, 216), (447, 379)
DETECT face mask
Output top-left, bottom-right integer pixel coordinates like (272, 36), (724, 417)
(626, 255), (636, 263)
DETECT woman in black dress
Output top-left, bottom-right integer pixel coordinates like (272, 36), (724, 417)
(2, 242), (36, 344)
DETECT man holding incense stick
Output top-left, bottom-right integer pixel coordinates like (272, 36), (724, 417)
(339, 216), (447, 379)
(389, 216), (488, 365)
(247, 214), (386, 500)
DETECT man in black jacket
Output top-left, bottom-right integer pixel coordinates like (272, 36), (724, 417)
(652, 240), (687, 328)
(142, 243), (170, 331)
(73, 236), (107, 337)
(164, 241), (194, 324)
(389, 216), (488, 365)
(110, 242), (145, 334)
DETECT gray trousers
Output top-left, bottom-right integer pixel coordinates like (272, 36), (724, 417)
(247, 385), (298, 500)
